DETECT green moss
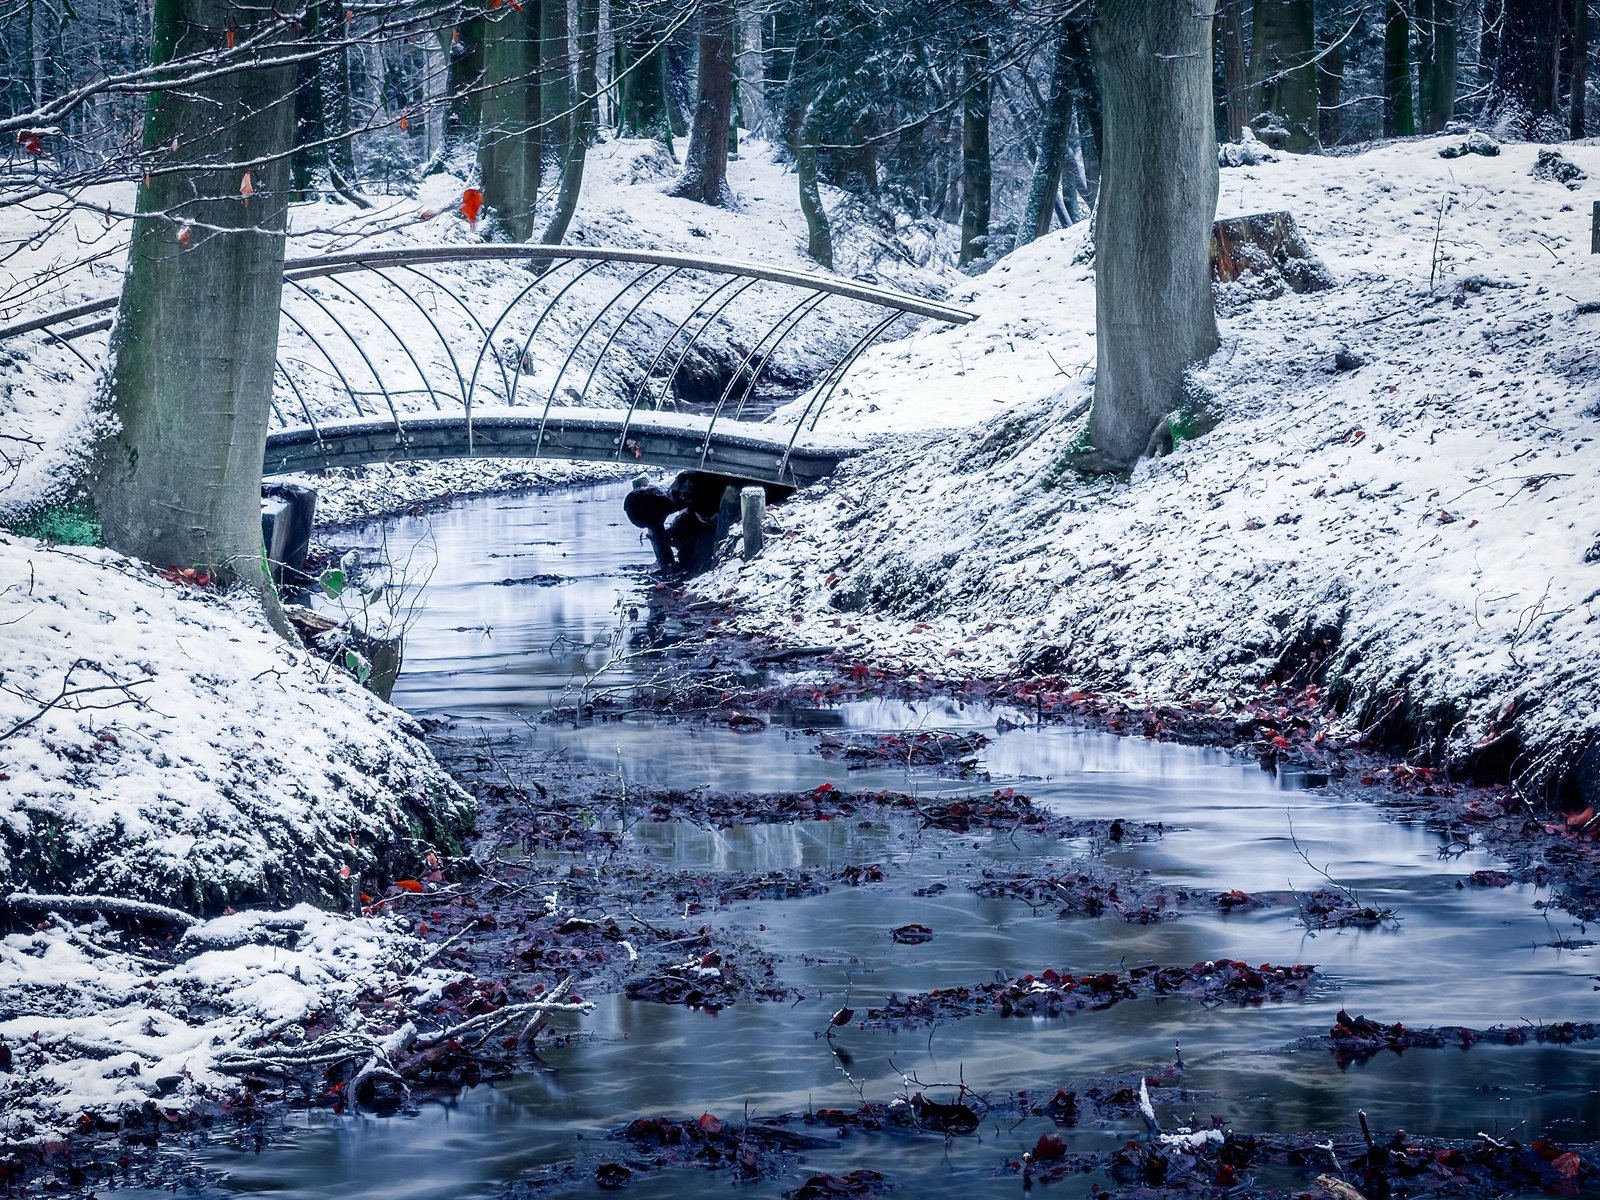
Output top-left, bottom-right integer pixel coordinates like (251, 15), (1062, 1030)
(10, 500), (103, 547)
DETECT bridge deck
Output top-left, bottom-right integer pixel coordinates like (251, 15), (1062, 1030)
(263, 407), (862, 488)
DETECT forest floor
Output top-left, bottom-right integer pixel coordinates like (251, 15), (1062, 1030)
(3, 129), (1600, 1189)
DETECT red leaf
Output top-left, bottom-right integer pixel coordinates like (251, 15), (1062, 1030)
(224, 29), (234, 49)
(394, 879), (425, 893)
(1553, 1152), (1582, 1179)
(461, 187), (484, 229)
(239, 170), (254, 203)
(697, 1112), (723, 1135)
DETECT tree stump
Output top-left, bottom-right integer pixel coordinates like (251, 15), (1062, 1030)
(1210, 211), (1334, 313)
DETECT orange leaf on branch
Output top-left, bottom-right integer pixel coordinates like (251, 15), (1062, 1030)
(461, 187), (484, 229)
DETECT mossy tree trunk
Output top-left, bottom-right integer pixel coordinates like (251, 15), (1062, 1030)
(1384, 0), (1417, 136)
(1416, 0), (1459, 132)
(1082, 0), (1219, 472)
(477, 2), (543, 241)
(89, 0), (296, 634)
(1016, 25), (1075, 248)
(616, 1), (672, 144)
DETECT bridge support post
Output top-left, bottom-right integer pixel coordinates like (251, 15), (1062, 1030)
(740, 486), (765, 559)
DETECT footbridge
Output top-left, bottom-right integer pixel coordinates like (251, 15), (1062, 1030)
(6, 244), (975, 489)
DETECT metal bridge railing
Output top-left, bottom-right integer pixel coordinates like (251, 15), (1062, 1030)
(0, 244), (975, 476)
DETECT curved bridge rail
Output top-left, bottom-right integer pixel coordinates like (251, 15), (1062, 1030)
(3, 245), (974, 486)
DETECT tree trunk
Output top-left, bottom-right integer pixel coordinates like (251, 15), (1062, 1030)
(291, 0), (356, 199)
(1416, 0), (1459, 132)
(543, 0), (599, 245)
(616, 2), (672, 143)
(442, 18), (485, 163)
(736, 7), (765, 136)
(958, 31), (992, 265)
(1083, 0), (1219, 472)
(1218, 0), (1249, 141)
(1248, 0), (1319, 151)
(779, 26), (831, 269)
(1481, 0), (1561, 137)
(1384, 0), (1417, 136)
(89, 0), (296, 632)
(1017, 29), (1074, 248)
(477, 2), (543, 241)
(1572, 0), (1589, 137)
(541, 0), (571, 159)
(666, 0), (735, 204)
(1319, 23), (1344, 143)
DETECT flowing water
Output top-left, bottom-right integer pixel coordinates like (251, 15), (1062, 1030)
(111, 481), (1600, 1199)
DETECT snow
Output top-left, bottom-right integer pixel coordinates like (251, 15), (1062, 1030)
(0, 533), (472, 908)
(4, 128), (1600, 1145)
(710, 136), (1600, 792)
(0, 904), (459, 1144)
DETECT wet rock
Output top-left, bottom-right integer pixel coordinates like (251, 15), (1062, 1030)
(890, 923), (934, 944)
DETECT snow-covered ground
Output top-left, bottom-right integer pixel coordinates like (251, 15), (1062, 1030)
(0, 905), (458, 1145)
(708, 135), (1600, 797)
(0, 535), (473, 907)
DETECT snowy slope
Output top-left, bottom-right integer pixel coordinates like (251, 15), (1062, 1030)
(0, 533), (473, 908)
(712, 136), (1600, 794)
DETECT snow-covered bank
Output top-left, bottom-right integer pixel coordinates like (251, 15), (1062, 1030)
(711, 136), (1600, 797)
(0, 534), (472, 908)
(0, 905), (456, 1145)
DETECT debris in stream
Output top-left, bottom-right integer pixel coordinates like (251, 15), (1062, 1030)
(814, 729), (987, 775)
(623, 949), (787, 1010)
(603, 782), (1147, 840)
(788, 1168), (890, 1199)
(1295, 887), (1398, 929)
(1300, 1008), (1600, 1064)
(890, 922), (935, 944)
(615, 1112), (837, 1181)
(864, 960), (1318, 1027)
(971, 865), (1191, 922)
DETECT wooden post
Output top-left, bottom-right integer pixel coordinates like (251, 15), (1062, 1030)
(740, 486), (765, 559)
(1592, 201), (1599, 255)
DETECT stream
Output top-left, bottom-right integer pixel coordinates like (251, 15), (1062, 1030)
(110, 481), (1600, 1199)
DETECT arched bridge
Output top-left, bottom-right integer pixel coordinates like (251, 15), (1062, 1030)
(5, 244), (975, 489)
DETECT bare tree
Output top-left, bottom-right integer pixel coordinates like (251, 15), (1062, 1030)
(85, 0), (298, 632)
(667, 0), (736, 205)
(1078, 0), (1219, 472)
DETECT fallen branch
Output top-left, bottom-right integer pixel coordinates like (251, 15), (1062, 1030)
(5, 891), (197, 929)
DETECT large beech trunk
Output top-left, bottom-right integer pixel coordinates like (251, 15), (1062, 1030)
(90, 0), (295, 632)
(1083, 0), (1220, 472)
(666, 0), (735, 205)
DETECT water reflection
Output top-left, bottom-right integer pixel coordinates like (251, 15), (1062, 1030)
(113, 485), (1599, 1200)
